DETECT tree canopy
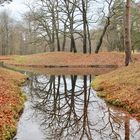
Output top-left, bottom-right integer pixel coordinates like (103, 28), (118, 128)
(0, 0), (12, 5)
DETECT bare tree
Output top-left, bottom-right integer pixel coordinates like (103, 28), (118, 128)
(60, 0), (93, 53)
(24, 0), (95, 53)
(95, 0), (115, 53)
(61, 0), (78, 53)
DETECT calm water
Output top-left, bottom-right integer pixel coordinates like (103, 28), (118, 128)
(14, 74), (140, 140)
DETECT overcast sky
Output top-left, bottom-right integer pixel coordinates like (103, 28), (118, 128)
(0, 0), (32, 20)
(0, 0), (140, 21)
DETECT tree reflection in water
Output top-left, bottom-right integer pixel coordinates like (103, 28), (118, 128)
(24, 74), (140, 140)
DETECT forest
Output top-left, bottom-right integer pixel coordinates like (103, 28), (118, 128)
(0, 0), (139, 54)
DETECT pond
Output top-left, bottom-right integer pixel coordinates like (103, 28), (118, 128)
(14, 72), (140, 140)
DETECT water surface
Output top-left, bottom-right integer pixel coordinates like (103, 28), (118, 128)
(15, 73), (140, 140)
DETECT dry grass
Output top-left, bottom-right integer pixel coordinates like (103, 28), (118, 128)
(92, 62), (140, 120)
(2, 52), (140, 67)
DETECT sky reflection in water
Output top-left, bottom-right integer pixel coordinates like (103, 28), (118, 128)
(15, 74), (140, 140)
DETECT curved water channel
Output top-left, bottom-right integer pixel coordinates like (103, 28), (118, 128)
(14, 71), (140, 140)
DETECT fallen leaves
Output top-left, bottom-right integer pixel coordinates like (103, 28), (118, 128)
(2, 52), (140, 67)
(92, 62), (140, 121)
(0, 68), (26, 140)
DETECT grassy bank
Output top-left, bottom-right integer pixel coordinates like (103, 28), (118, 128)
(0, 68), (26, 140)
(92, 62), (140, 120)
(1, 52), (140, 67)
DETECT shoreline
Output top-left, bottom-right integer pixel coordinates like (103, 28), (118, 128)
(92, 62), (140, 121)
(0, 52), (140, 139)
(0, 68), (27, 140)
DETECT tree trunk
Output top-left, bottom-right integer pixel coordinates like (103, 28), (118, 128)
(82, 0), (87, 54)
(95, 17), (110, 53)
(87, 23), (91, 54)
(70, 35), (77, 53)
(55, 1), (61, 51)
(124, 0), (132, 66)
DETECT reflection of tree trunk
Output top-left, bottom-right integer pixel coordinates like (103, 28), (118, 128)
(70, 75), (77, 116)
(48, 75), (55, 92)
(80, 75), (93, 139)
(124, 116), (130, 140)
(29, 74), (95, 139)
(62, 75), (67, 93)
(66, 75), (77, 125)
(57, 75), (61, 94)
(71, 75), (77, 92)
(53, 75), (61, 115)
(83, 75), (87, 128)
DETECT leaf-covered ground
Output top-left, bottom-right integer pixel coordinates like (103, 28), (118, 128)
(1, 52), (140, 67)
(92, 62), (140, 121)
(0, 51), (140, 135)
(0, 68), (26, 140)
